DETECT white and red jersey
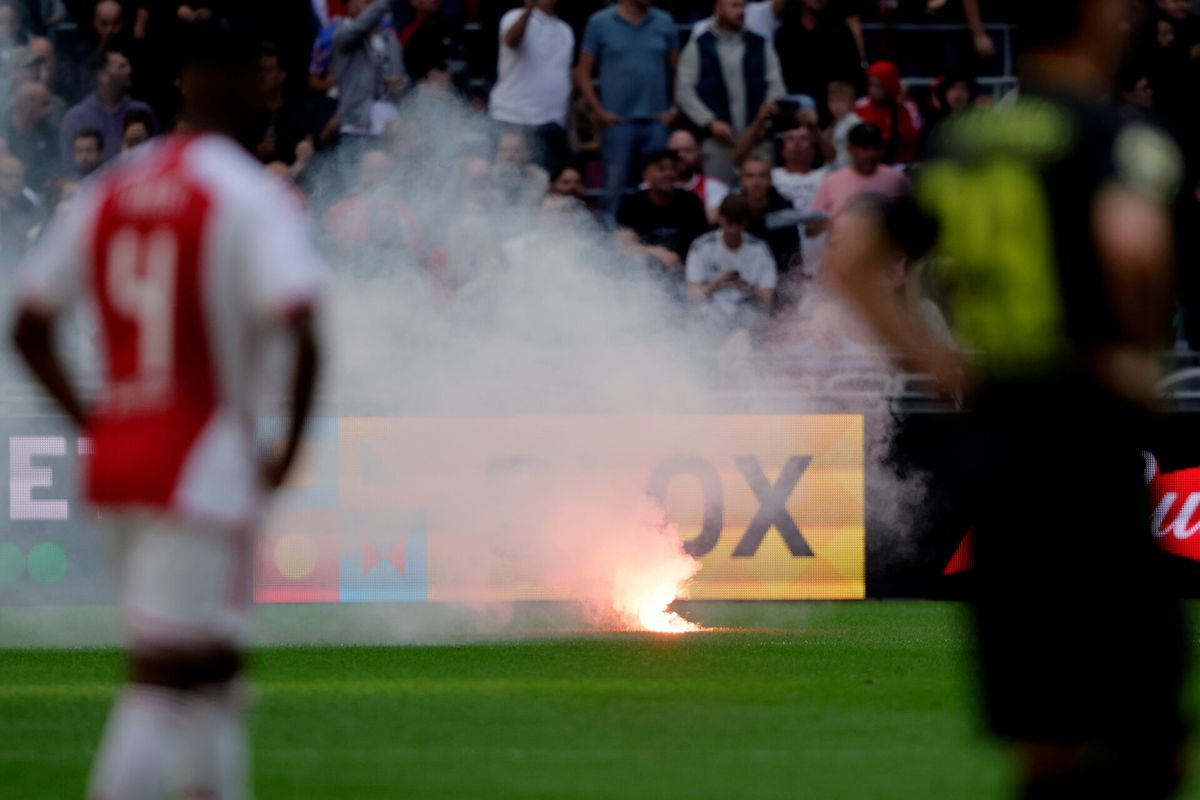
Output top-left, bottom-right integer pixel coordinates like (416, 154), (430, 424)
(18, 134), (326, 528)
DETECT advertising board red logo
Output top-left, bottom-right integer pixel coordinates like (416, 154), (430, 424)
(944, 454), (1200, 574)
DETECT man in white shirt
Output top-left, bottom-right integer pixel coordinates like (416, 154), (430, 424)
(489, 0), (574, 174)
(687, 194), (777, 324)
(771, 124), (828, 274)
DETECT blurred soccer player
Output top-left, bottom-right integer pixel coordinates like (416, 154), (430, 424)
(829, 1), (1189, 797)
(11, 20), (324, 800)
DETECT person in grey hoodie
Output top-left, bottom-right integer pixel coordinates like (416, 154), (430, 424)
(333, 0), (407, 138)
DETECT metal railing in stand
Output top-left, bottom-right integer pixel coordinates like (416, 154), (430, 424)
(858, 22), (1016, 83)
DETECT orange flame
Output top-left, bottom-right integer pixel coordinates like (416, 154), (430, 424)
(612, 530), (704, 634)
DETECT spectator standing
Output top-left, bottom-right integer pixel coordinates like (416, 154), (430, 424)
(774, 0), (863, 117)
(5, 80), (58, 190)
(332, 0), (407, 139)
(808, 122), (910, 232)
(669, 127), (729, 223)
(90, 0), (124, 49)
(616, 148), (709, 273)
(400, 0), (457, 84)
(575, 0), (679, 215)
(87, 0), (150, 100)
(686, 194), (777, 324)
(70, 127), (102, 176)
(58, 47), (156, 176)
(254, 43), (314, 165)
(676, 0), (787, 185)
(872, 0), (995, 76)
(488, 0), (574, 175)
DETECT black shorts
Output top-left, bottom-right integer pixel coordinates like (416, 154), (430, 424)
(965, 378), (1189, 743)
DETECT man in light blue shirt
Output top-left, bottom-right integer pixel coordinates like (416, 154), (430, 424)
(574, 0), (679, 215)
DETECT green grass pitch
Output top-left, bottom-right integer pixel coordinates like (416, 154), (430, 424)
(2, 602), (1198, 799)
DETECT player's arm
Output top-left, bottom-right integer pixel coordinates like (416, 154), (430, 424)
(11, 186), (92, 427)
(826, 200), (962, 393)
(262, 306), (320, 490)
(11, 308), (87, 427)
(1088, 125), (1183, 402)
(1090, 186), (1175, 403)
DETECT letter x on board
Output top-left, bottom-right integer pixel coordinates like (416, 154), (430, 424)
(732, 456), (814, 557)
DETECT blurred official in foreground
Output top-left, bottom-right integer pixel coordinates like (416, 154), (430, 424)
(830, 1), (1190, 797)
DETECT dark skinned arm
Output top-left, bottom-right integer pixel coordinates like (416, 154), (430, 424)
(12, 307), (87, 427)
(262, 307), (320, 490)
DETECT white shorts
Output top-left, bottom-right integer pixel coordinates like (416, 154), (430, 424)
(100, 514), (256, 650)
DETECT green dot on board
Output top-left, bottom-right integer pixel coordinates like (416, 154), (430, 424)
(26, 542), (67, 584)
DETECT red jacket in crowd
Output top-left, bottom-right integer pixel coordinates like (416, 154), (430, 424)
(854, 61), (921, 165)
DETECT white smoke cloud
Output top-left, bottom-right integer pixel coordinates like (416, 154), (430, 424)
(0, 88), (930, 646)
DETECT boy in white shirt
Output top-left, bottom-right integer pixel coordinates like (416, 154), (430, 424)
(686, 194), (777, 322)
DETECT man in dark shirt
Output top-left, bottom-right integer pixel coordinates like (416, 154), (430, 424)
(254, 42), (314, 165)
(775, 0), (864, 117)
(400, 0), (459, 84)
(831, 1), (1189, 796)
(0, 154), (40, 267)
(616, 148), (710, 272)
(740, 154), (801, 276)
(4, 80), (59, 192)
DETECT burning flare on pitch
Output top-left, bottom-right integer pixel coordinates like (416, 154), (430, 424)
(611, 521), (704, 634)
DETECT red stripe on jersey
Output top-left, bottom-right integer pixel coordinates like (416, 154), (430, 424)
(86, 138), (219, 508)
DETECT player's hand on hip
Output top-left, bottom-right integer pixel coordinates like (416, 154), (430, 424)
(260, 456), (291, 492)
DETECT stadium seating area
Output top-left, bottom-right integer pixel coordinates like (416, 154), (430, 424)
(1, 1), (1199, 358)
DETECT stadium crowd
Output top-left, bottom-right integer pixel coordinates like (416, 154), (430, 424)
(1, 0), (1200, 346)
